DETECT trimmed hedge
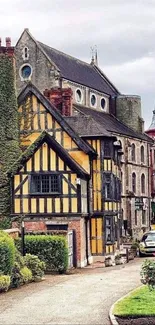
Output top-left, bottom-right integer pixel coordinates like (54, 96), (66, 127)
(0, 231), (15, 275)
(15, 235), (68, 273)
(24, 254), (45, 281)
(0, 275), (11, 292)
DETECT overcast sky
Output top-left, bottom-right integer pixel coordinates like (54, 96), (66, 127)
(1, 0), (155, 129)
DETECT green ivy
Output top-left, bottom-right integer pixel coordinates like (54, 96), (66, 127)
(0, 231), (15, 275)
(0, 53), (21, 223)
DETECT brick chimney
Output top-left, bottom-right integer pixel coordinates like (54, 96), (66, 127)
(0, 37), (14, 56)
(44, 87), (73, 116)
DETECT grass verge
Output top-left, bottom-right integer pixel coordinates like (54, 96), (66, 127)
(114, 286), (155, 317)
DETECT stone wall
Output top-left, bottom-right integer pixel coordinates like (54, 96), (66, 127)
(116, 95), (143, 133)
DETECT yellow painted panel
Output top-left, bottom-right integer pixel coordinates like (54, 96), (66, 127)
(91, 239), (96, 254)
(55, 121), (60, 129)
(56, 131), (61, 144)
(72, 198), (77, 212)
(14, 199), (20, 213)
(63, 198), (69, 213)
(93, 173), (97, 191)
(94, 193), (97, 211)
(42, 143), (48, 171)
(14, 175), (20, 190)
(67, 166), (70, 171)
(23, 198), (29, 213)
(71, 174), (77, 193)
(55, 198), (60, 212)
(59, 158), (64, 171)
(71, 140), (78, 149)
(39, 198), (44, 213)
(97, 159), (100, 171)
(110, 245), (113, 253)
(63, 179), (68, 195)
(40, 114), (45, 129)
(96, 172), (101, 191)
(47, 113), (53, 129)
(106, 246), (110, 254)
(108, 160), (111, 171)
(92, 140), (97, 151)
(104, 160), (107, 170)
(23, 179), (28, 195)
(97, 218), (102, 237)
(33, 114), (38, 130)
(97, 140), (100, 157)
(47, 198), (52, 213)
(50, 149), (56, 170)
(97, 240), (102, 254)
(34, 149), (40, 171)
(91, 218), (96, 237)
(26, 159), (32, 172)
(113, 202), (117, 210)
(32, 95), (38, 112)
(69, 151), (90, 173)
(109, 202), (112, 210)
(63, 132), (72, 149)
(98, 192), (101, 210)
(40, 103), (46, 112)
(31, 198), (36, 213)
(105, 202), (108, 210)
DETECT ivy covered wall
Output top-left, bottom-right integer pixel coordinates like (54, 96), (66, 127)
(0, 52), (21, 227)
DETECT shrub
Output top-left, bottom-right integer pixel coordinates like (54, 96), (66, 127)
(20, 266), (32, 284)
(24, 254), (46, 281)
(17, 235), (68, 273)
(0, 231), (15, 275)
(10, 250), (25, 288)
(141, 259), (155, 290)
(0, 275), (11, 292)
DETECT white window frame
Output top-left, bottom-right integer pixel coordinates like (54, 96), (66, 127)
(19, 63), (33, 81)
(75, 88), (83, 104)
(90, 93), (97, 108)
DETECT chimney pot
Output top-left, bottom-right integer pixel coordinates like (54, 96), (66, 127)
(6, 37), (11, 47)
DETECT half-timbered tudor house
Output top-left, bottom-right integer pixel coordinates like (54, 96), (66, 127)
(6, 82), (122, 267)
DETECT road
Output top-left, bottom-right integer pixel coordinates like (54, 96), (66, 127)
(0, 258), (144, 325)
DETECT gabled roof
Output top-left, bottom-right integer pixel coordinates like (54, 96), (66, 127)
(73, 104), (152, 142)
(64, 115), (114, 138)
(18, 83), (97, 157)
(8, 131), (90, 179)
(38, 41), (119, 96)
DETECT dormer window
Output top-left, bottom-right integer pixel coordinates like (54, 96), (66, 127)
(75, 89), (82, 103)
(101, 97), (106, 110)
(90, 93), (97, 107)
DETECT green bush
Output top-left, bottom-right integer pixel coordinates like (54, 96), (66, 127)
(0, 275), (11, 292)
(141, 259), (155, 290)
(24, 254), (45, 281)
(23, 235), (68, 273)
(10, 250), (25, 288)
(20, 266), (32, 284)
(0, 231), (15, 275)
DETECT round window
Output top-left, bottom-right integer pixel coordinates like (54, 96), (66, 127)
(21, 65), (32, 79)
(76, 89), (82, 103)
(101, 98), (106, 109)
(91, 94), (96, 106)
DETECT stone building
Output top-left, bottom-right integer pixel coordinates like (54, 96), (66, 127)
(15, 28), (152, 240)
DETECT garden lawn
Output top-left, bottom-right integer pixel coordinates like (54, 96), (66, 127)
(114, 285), (155, 317)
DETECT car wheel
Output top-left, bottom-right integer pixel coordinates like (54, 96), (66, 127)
(139, 250), (145, 257)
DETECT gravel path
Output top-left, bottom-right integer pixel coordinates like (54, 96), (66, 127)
(0, 258), (144, 325)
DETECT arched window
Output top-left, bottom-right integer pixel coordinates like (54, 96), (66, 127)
(141, 146), (144, 163)
(131, 143), (135, 161)
(132, 172), (136, 193)
(141, 174), (145, 193)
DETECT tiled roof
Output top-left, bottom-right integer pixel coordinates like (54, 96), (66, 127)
(64, 115), (112, 138)
(73, 104), (152, 142)
(38, 41), (119, 96)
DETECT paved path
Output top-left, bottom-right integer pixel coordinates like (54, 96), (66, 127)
(0, 258), (144, 325)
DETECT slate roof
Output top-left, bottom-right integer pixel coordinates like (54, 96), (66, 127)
(64, 115), (113, 138)
(38, 41), (119, 96)
(73, 104), (152, 142)
(8, 131), (89, 179)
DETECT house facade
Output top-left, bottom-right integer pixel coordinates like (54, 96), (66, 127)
(13, 29), (153, 243)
